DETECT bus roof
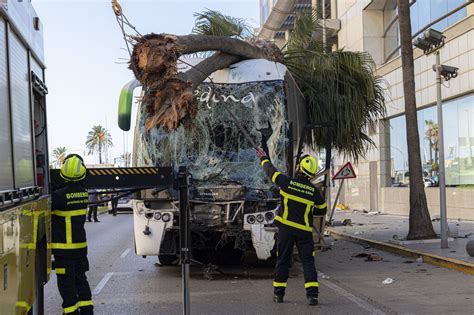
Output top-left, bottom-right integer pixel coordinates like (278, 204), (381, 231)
(177, 58), (288, 84)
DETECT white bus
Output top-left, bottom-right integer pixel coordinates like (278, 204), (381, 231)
(118, 59), (317, 265)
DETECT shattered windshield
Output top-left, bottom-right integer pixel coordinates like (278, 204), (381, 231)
(135, 80), (288, 189)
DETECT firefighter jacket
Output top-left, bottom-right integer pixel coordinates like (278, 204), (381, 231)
(260, 157), (327, 233)
(51, 183), (89, 258)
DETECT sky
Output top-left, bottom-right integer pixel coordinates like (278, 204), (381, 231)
(33, 0), (260, 165)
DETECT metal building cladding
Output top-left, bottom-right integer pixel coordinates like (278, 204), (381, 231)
(0, 1), (51, 314)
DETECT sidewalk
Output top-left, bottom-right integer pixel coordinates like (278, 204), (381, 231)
(326, 210), (474, 275)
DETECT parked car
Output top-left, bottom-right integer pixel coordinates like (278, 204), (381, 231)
(115, 196), (133, 212)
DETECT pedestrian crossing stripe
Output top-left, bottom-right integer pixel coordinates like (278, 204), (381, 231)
(88, 168), (159, 176)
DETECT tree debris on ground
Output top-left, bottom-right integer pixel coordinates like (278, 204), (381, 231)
(352, 253), (383, 262)
(382, 278), (394, 285)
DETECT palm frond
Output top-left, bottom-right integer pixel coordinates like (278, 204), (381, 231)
(284, 48), (386, 161)
(193, 9), (253, 39)
(286, 8), (323, 51)
(85, 125), (113, 155)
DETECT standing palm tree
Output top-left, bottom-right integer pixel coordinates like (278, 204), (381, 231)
(51, 146), (67, 168)
(86, 125), (113, 164)
(425, 119), (439, 176)
(397, 0), (436, 240)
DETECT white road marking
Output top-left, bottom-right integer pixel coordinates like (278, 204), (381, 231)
(321, 279), (386, 315)
(92, 272), (132, 295)
(92, 272), (114, 295)
(120, 248), (131, 258)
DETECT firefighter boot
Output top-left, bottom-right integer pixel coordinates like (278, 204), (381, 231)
(273, 295), (284, 303)
(307, 296), (318, 305)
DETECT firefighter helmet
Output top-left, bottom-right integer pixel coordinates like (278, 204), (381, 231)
(299, 155), (318, 178)
(60, 154), (87, 181)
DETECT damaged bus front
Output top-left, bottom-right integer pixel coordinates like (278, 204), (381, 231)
(119, 59), (307, 264)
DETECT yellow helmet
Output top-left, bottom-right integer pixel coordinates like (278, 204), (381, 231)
(299, 155), (318, 178)
(60, 154), (86, 181)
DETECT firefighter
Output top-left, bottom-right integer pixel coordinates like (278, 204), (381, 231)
(51, 154), (94, 314)
(256, 148), (327, 305)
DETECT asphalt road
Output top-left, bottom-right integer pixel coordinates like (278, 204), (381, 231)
(44, 213), (474, 314)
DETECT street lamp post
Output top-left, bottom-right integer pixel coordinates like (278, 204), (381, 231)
(414, 28), (459, 249)
(434, 50), (449, 249)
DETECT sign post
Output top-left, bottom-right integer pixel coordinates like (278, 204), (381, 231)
(178, 166), (191, 315)
(327, 162), (356, 224)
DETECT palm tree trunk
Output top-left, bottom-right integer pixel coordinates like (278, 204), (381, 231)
(142, 52), (243, 131)
(397, 0), (436, 240)
(180, 52), (242, 89)
(429, 141), (433, 176)
(131, 34), (282, 87)
(99, 142), (103, 164)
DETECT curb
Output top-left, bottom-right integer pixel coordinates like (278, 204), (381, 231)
(327, 228), (474, 276)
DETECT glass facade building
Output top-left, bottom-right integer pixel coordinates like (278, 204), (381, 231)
(384, 0), (467, 61)
(390, 94), (474, 186)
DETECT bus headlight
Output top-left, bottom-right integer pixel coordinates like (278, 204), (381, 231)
(256, 214), (264, 223)
(247, 215), (256, 224)
(154, 212), (162, 220)
(145, 212), (153, 219)
(265, 212), (274, 222)
(162, 213), (171, 222)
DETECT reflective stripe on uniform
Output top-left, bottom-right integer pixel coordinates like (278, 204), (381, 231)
(304, 282), (319, 288)
(64, 303), (79, 313)
(272, 172), (281, 183)
(52, 208), (87, 251)
(48, 242), (87, 250)
(314, 202), (327, 209)
(282, 197), (289, 220)
(52, 209), (87, 217)
(279, 191), (314, 231)
(55, 268), (66, 275)
(16, 301), (31, 311)
(280, 190), (314, 206)
(66, 216), (72, 244)
(261, 159), (270, 167)
(19, 211), (42, 250)
(78, 300), (94, 307)
(312, 251), (316, 257)
(273, 281), (287, 287)
(303, 204), (311, 227)
(275, 216), (313, 232)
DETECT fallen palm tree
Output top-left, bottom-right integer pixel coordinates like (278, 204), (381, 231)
(117, 8), (385, 160)
(130, 32), (283, 131)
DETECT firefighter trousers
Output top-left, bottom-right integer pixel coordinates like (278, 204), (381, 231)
(273, 225), (319, 298)
(54, 255), (94, 314)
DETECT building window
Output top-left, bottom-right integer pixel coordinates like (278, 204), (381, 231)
(389, 94), (474, 187)
(383, 0), (467, 62)
(444, 94), (474, 186)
